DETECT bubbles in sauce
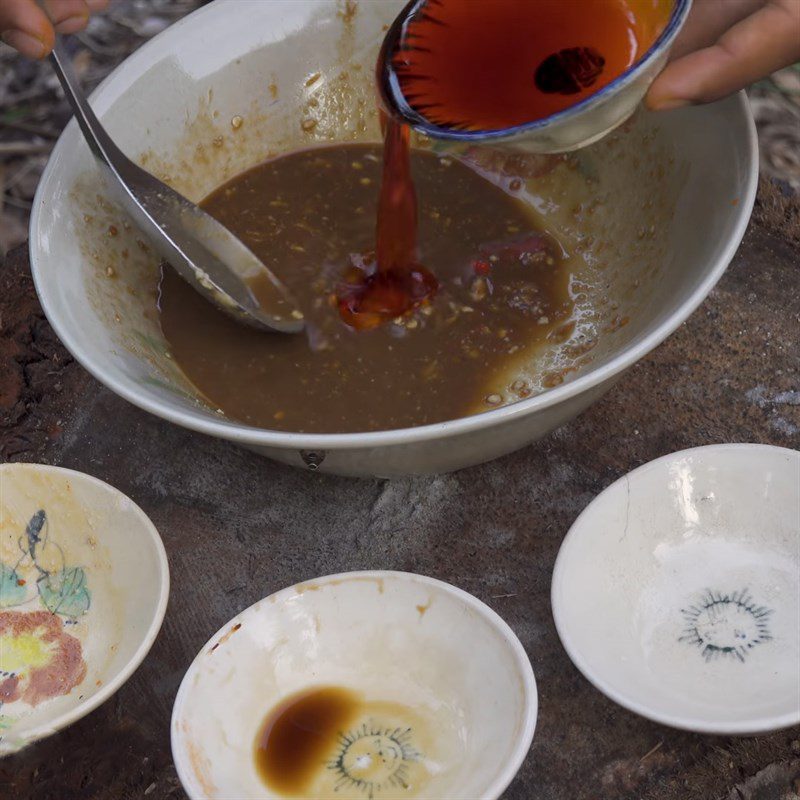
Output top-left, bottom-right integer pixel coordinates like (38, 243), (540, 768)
(254, 687), (433, 799)
(158, 144), (574, 433)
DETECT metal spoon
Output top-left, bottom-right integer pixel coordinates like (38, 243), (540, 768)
(49, 42), (303, 334)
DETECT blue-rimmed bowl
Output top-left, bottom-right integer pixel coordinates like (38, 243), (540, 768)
(380, 0), (693, 153)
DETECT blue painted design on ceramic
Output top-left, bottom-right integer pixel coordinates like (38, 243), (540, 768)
(0, 564), (27, 607)
(679, 589), (772, 663)
(328, 724), (420, 797)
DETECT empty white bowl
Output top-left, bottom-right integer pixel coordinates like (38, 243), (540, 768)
(172, 571), (536, 799)
(552, 444), (800, 735)
(0, 463), (169, 754)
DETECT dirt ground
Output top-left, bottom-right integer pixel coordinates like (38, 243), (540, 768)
(0, 0), (207, 256)
(0, 0), (799, 259)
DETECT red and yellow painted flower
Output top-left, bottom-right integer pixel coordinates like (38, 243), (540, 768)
(0, 610), (87, 706)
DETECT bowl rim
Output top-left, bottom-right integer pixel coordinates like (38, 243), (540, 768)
(380, 0), (693, 141)
(0, 462), (170, 750)
(30, 0), (758, 451)
(551, 442), (800, 735)
(170, 569), (538, 800)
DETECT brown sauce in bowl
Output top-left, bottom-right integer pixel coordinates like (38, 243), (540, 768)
(254, 687), (359, 796)
(254, 686), (434, 798)
(158, 144), (573, 433)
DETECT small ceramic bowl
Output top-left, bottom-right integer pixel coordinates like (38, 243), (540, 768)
(172, 571), (536, 799)
(382, 0), (693, 153)
(552, 444), (800, 735)
(0, 463), (169, 754)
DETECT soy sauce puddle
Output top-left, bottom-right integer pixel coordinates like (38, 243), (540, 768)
(254, 686), (434, 799)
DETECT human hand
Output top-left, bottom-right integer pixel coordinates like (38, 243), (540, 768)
(0, 0), (109, 59)
(647, 0), (800, 110)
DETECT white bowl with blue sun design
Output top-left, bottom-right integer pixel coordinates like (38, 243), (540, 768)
(0, 463), (169, 754)
(552, 444), (800, 735)
(172, 571), (537, 799)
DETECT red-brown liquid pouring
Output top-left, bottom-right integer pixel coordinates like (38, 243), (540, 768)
(337, 116), (437, 330)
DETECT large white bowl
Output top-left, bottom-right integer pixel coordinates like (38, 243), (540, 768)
(171, 571), (536, 799)
(552, 444), (800, 735)
(30, 0), (758, 477)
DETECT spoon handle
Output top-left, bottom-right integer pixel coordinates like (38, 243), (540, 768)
(49, 42), (128, 171)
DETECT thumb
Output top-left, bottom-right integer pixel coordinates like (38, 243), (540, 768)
(0, 0), (54, 58)
(647, 0), (800, 110)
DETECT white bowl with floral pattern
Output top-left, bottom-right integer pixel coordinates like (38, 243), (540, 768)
(0, 462), (169, 754)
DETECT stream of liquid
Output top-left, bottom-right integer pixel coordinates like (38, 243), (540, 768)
(336, 117), (438, 330)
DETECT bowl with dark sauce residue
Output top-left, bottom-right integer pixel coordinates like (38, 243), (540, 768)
(30, 0), (758, 476)
(171, 571), (536, 799)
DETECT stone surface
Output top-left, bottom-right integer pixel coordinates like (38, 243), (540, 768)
(0, 184), (798, 799)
